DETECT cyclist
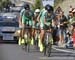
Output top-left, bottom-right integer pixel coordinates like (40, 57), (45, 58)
(20, 4), (34, 45)
(32, 9), (40, 46)
(38, 5), (54, 52)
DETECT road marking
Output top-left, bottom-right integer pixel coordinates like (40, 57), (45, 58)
(52, 47), (75, 54)
(39, 57), (74, 60)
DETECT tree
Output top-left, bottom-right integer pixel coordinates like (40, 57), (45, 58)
(0, 0), (12, 11)
(0, 0), (3, 10)
(32, 0), (42, 10)
(54, 0), (64, 8)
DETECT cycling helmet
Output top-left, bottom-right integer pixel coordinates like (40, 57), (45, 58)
(35, 9), (40, 13)
(45, 4), (53, 12)
(24, 4), (30, 10)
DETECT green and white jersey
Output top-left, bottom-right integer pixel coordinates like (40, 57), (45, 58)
(20, 9), (25, 16)
(39, 9), (47, 27)
(44, 12), (54, 26)
(22, 10), (34, 26)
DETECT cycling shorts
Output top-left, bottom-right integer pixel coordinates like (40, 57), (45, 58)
(40, 24), (52, 30)
(22, 17), (33, 26)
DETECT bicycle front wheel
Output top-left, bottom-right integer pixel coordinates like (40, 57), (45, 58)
(47, 43), (52, 57)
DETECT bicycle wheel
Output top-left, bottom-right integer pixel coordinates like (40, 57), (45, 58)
(24, 39), (27, 51)
(27, 33), (31, 52)
(46, 43), (52, 57)
(21, 38), (26, 50)
(44, 44), (47, 56)
(24, 34), (28, 52)
(27, 41), (30, 52)
(34, 35), (39, 49)
(43, 33), (47, 56)
(43, 32), (52, 57)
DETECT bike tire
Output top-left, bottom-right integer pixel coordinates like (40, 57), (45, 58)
(34, 38), (39, 50)
(43, 44), (52, 57)
(43, 42), (52, 57)
(47, 43), (52, 57)
(25, 42), (27, 51)
(44, 45), (47, 56)
(27, 35), (30, 52)
(27, 41), (30, 52)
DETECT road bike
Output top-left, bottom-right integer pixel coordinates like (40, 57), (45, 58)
(43, 29), (53, 57)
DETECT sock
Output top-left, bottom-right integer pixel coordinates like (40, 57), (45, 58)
(21, 38), (25, 44)
(18, 37), (21, 45)
(31, 37), (34, 45)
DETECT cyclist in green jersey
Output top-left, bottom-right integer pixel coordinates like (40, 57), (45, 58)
(38, 5), (54, 52)
(18, 7), (25, 45)
(32, 9), (40, 46)
(21, 4), (34, 42)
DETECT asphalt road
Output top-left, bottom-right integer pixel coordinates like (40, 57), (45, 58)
(0, 44), (75, 60)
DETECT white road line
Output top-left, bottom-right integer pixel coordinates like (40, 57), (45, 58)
(52, 47), (75, 54)
(39, 57), (74, 60)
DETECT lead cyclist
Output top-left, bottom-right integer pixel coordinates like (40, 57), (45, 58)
(38, 5), (55, 52)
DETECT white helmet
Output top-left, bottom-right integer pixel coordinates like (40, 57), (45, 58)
(35, 9), (40, 13)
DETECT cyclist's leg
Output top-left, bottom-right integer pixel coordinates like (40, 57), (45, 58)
(21, 23), (26, 44)
(30, 27), (34, 43)
(31, 21), (35, 45)
(18, 29), (22, 45)
(32, 28), (36, 45)
(40, 27), (45, 52)
(21, 23), (25, 38)
(28, 20), (34, 45)
(49, 28), (53, 44)
(21, 16), (26, 44)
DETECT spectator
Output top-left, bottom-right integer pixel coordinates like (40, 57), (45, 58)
(73, 25), (75, 48)
(67, 5), (73, 19)
(70, 8), (75, 25)
(57, 11), (68, 47)
(55, 6), (62, 14)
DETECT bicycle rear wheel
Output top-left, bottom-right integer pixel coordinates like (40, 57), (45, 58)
(27, 34), (31, 52)
(27, 41), (30, 52)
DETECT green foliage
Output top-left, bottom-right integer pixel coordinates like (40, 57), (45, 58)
(32, 0), (42, 10)
(0, 0), (3, 10)
(0, 0), (12, 10)
(54, 0), (64, 8)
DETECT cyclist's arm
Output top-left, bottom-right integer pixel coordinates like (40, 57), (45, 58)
(19, 15), (22, 26)
(37, 10), (42, 23)
(37, 14), (41, 24)
(19, 9), (25, 26)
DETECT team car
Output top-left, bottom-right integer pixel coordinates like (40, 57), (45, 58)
(0, 12), (19, 43)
